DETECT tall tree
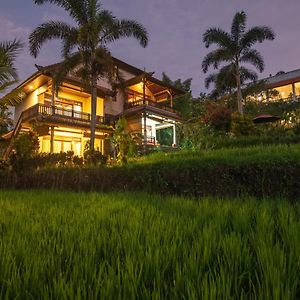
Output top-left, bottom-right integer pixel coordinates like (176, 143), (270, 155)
(0, 40), (23, 98)
(0, 39), (23, 133)
(29, 0), (148, 151)
(202, 11), (275, 115)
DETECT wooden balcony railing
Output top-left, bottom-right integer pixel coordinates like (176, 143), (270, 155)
(125, 98), (178, 114)
(21, 103), (111, 126)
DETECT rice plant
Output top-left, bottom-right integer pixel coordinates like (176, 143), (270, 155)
(0, 190), (299, 299)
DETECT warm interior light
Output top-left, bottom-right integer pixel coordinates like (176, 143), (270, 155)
(29, 85), (34, 90)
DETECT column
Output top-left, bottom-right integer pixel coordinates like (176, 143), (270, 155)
(292, 83), (297, 101)
(143, 112), (147, 152)
(170, 91), (173, 109)
(51, 79), (55, 115)
(173, 124), (176, 147)
(143, 76), (146, 105)
(50, 126), (54, 153)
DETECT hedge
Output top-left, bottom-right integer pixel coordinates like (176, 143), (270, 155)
(1, 145), (300, 200)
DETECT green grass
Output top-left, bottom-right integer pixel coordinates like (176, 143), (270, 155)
(131, 144), (300, 167)
(0, 190), (300, 299)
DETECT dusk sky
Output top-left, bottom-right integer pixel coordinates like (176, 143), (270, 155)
(1, 0), (300, 95)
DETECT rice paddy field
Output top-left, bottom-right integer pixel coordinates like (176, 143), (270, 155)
(0, 190), (300, 299)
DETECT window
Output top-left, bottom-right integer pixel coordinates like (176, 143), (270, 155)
(44, 94), (83, 116)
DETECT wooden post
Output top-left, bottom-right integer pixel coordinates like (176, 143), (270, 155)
(292, 83), (297, 101)
(51, 79), (55, 115)
(143, 75), (146, 105)
(143, 112), (147, 152)
(50, 126), (54, 153)
(170, 91), (173, 109)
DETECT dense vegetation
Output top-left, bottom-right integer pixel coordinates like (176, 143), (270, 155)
(1, 144), (299, 199)
(0, 190), (299, 299)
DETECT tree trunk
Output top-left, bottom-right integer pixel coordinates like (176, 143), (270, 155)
(90, 78), (97, 153)
(235, 63), (244, 115)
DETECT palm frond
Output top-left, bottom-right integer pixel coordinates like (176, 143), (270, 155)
(93, 47), (114, 82)
(239, 66), (258, 82)
(241, 26), (275, 49)
(204, 74), (217, 89)
(0, 39), (24, 63)
(231, 11), (246, 41)
(240, 49), (264, 72)
(202, 49), (232, 73)
(52, 51), (82, 91)
(203, 28), (233, 49)
(61, 28), (79, 57)
(0, 87), (26, 106)
(101, 19), (148, 47)
(34, 0), (88, 23)
(29, 21), (78, 57)
(0, 80), (18, 94)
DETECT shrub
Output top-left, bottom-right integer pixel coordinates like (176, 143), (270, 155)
(1, 145), (300, 200)
(202, 102), (232, 132)
(110, 117), (141, 164)
(9, 131), (39, 172)
(231, 113), (256, 136)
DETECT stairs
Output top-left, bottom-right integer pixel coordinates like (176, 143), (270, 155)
(3, 112), (24, 161)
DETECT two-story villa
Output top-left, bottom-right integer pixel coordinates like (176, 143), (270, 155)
(3, 58), (184, 158)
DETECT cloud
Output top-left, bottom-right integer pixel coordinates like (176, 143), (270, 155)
(0, 16), (30, 41)
(0, 16), (60, 82)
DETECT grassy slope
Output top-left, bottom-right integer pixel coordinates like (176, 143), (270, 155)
(0, 190), (300, 299)
(130, 144), (300, 167)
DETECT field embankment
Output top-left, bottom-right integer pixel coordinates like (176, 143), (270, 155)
(1, 144), (299, 199)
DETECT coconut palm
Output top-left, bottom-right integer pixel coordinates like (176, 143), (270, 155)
(29, 0), (148, 152)
(0, 40), (23, 133)
(202, 11), (275, 115)
(0, 39), (23, 97)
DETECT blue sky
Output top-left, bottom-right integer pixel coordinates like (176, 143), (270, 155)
(1, 0), (300, 96)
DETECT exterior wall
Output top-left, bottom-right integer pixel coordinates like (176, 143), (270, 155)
(104, 89), (125, 116)
(98, 66), (140, 116)
(14, 84), (47, 123)
(57, 90), (104, 116)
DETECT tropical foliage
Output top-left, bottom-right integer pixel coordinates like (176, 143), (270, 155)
(202, 11), (275, 114)
(29, 0), (148, 151)
(0, 39), (23, 96)
(0, 39), (23, 134)
(110, 117), (141, 163)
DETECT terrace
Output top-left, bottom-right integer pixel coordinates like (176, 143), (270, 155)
(123, 72), (184, 121)
(20, 103), (113, 130)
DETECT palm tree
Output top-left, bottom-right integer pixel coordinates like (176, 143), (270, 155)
(202, 11), (275, 115)
(0, 40), (23, 133)
(0, 39), (23, 98)
(29, 0), (148, 152)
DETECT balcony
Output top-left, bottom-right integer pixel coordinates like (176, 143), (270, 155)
(124, 98), (181, 120)
(21, 103), (113, 129)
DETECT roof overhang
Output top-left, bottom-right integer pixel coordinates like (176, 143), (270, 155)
(123, 73), (185, 99)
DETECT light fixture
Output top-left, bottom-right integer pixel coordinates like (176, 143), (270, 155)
(29, 85), (34, 90)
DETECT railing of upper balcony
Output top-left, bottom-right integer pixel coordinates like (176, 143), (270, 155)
(125, 98), (178, 114)
(21, 103), (113, 125)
